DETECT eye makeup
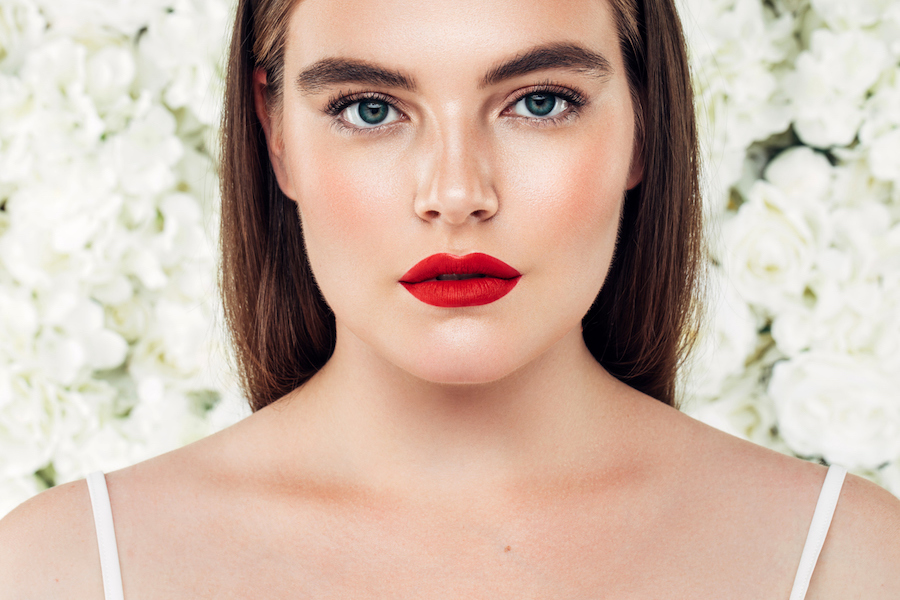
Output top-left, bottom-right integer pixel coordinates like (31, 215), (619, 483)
(321, 81), (589, 135)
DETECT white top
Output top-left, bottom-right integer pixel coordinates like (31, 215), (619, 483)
(85, 463), (848, 599)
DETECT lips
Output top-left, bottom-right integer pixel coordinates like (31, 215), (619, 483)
(400, 253), (521, 307)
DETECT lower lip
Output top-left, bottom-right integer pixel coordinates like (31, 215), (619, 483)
(401, 277), (521, 307)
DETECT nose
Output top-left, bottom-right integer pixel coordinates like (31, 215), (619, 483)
(414, 119), (499, 226)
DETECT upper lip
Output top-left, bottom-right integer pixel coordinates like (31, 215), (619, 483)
(400, 253), (521, 283)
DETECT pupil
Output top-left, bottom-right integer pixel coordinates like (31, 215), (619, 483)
(359, 101), (388, 124)
(526, 94), (555, 116)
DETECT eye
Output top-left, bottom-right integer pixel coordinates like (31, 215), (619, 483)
(512, 93), (569, 119)
(341, 99), (402, 128)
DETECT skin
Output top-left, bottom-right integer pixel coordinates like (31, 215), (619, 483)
(1, 1), (899, 598)
(253, 0), (643, 492)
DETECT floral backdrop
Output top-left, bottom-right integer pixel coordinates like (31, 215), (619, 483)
(1, 0), (899, 517)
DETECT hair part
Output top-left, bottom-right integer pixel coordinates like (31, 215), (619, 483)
(219, 0), (703, 411)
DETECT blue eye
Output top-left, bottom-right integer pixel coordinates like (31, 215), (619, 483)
(513, 93), (568, 118)
(342, 100), (401, 128)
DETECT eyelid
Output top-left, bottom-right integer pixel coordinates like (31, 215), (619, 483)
(323, 82), (588, 134)
(501, 83), (587, 121)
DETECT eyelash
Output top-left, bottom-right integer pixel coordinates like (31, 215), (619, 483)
(322, 83), (588, 135)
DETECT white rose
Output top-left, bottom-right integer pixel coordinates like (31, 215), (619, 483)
(771, 300), (815, 357)
(681, 268), (760, 400)
(810, 0), (892, 30)
(104, 103), (183, 197)
(125, 246), (168, 291)
(0, 370), (58, 478)
(32, 0), (170, 38)
(763, 146), (833, 206)
(0, 0), (46, 73)
(829, 150), (894, 207)
(723, 181), (821, 312)
(86, 45), (136, 108)
(807, 279), (884, 355)
(684, 359), (782, 449)
(0, 286), (38, 356)
(867, 128), (900, 185)
(770, 351), (900, 470)
(106, 297), (151, 343)
(786, 29), (890, 148)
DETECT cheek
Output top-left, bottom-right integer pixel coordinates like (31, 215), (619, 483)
(498, 125), (629, 273)
(285, 127), (411, 285)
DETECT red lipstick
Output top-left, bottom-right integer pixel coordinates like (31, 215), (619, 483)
(400, 253), (521, 307)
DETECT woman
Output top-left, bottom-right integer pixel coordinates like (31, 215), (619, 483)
(2, 0), (899, 597)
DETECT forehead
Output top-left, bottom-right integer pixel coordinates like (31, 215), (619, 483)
(285, 0), (620, 79)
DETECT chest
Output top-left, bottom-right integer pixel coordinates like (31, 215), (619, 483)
(111, 491), (810, 600)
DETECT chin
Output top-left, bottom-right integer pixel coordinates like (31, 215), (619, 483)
(405, 360), (518, 386)
(391, 335), (533, 386)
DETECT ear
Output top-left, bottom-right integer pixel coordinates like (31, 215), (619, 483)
(626, 129), (644, 191)
(252, 68), (297, 199)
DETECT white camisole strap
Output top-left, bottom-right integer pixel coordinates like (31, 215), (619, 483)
(82, 464), (847, 600)
(788, 464), (847, 600)
(86, 470), (125, 600)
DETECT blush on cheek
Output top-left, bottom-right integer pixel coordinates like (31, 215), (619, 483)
(295, 144), (404, 240)
(500, 135), (624, 238)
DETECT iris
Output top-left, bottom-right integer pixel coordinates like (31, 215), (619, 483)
(359, 101), (389, 124)
(524, 93), (555, 116)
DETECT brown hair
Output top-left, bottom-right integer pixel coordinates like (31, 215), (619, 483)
(219, 0), (702, 412)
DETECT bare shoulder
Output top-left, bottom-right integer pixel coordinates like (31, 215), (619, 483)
(806, 470), (900, 598)
(662, 400), (900, 598)
(0, 477), (105, 600)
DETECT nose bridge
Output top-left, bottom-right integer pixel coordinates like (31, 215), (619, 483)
(415, 108), (497, 225)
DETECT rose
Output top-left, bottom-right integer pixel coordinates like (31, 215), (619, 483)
(769, 351), (900, 470)
(786, 28), (890, 148)
(0, 369), (58, 479)
(684, 359), (783, 449)
(680, 268), (759, 400)
(763, 146), (834, 206)
(810, 0), (893, 31)
(723, 181), (821, 312)
(0, 0), (46, 73)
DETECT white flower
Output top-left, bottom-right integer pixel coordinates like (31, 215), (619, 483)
(135, 0), (231, 125)
(771, 300), (815, 357)
(32, 0), (171, 39)
(0, 0), (46, 74)
(0, 370), (59, 478)
(105, 103), (184, 197)
(86, 45), (136, 109)
(684, 358), (783, 449)
(763, 146), (833, 206)
(828, 150), (894, 207)
(786, 28), (890, 148)
(867, 129), (900, 185)
(858, 75), (900, 185)
(679, 0), (795, 205)
(810, 0), (893, 31)
(770, 351), (900, 470)
(723, 181), (822, 312)
(681, 268), (760, 400)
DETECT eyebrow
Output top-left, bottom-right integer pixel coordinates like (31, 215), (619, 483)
(295, 42), (614, 95)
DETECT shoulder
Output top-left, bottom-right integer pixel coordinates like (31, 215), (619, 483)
(0, 477), (105, 600)
(659, 406), (900, 596)
(806, 470), (900, 598)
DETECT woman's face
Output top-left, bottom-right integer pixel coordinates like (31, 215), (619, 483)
(258, 0), (642, 384)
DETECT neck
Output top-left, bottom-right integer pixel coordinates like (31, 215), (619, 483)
(266, 323), (639, 495)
